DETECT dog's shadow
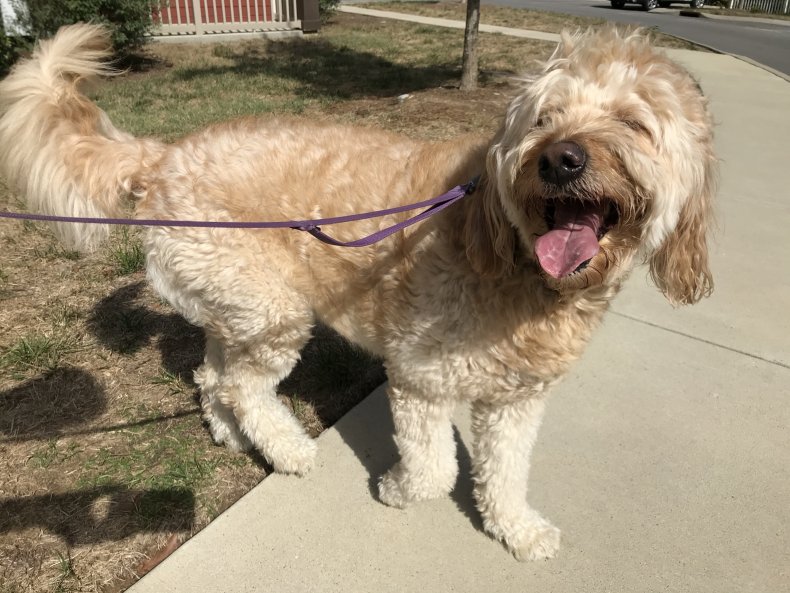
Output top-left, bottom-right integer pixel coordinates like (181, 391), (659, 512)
(332, 387), (484, 533)
(88, 280), (483, 532)
(0, 367), (106, 441)
(88, 281), (205, 385)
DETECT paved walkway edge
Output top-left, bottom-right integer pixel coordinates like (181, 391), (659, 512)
(338, 5), (560, 41)
(338, 4), (790, 83)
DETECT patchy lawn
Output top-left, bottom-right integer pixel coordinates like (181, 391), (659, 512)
(0, 11), (559, 593)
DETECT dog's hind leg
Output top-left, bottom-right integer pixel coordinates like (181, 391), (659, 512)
(470, 397), (560, 561)
(147, 233), (317, 475)
(194, 336), (252, 452)
(378, 384), (458, 507)
(213, 311), (317, 476)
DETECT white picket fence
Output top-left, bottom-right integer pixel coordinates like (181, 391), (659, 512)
(153, 0), (301, 36)
(728, 0), (790, 14)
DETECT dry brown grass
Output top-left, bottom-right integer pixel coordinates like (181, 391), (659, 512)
(0, 13), (556, 593)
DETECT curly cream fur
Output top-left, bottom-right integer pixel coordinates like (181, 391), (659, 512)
(0, 25), (716, 560)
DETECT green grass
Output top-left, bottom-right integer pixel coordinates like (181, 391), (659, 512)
(49, 304), (83, 330)
(92, 16), (547, 140)
(53, 551), (78, 593)
(29, 440), (82, 469)
(75, 416), (225, 529)
(32, 243), (81, 262)
(78, 417), (219, 492)
(109, 228), (145, 275)
(95, 49), (317, 140)
(151, 369), (191, 395)
(1, 333), (77, 375)
(291, 394), (310, 419)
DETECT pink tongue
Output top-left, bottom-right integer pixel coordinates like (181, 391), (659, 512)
(534, 202), (604, 278)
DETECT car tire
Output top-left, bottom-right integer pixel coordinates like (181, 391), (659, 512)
(642, 0), (658, 9)
(690, 0), (704, 7)
(611, 0), (626, 7)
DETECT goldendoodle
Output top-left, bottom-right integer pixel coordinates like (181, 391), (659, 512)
(0, 24), (715, 560)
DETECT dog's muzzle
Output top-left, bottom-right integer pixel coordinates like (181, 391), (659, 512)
(538, 141), (587, 187)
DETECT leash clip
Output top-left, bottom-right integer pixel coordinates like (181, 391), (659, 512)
(465, 175), (481, 195)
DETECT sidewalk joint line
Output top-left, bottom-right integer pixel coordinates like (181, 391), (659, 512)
(610, 311), (790, 370)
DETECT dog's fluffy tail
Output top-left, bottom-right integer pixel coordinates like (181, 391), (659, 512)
(0, 23), (165, 250)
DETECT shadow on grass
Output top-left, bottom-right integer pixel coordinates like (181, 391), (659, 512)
(280, 322), (387, 431)
(175, 37), (460, 99)
(0, 484), (195, 545)
(0, 367), (106, 440)
(83, 278), (484, 531)
(89, 281), (386, 432)
(114, 51), (165, 74)
(88, 281), (204, 385)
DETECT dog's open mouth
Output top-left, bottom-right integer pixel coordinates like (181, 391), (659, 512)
(535, 199), (619, 279)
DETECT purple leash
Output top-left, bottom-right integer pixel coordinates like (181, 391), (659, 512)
(0, 177), (479, 248)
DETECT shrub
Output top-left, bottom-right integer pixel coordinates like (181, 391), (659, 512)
(319, 0), (340, 19)
(0, 19), (29, 75)
(19, 0), (159, 54)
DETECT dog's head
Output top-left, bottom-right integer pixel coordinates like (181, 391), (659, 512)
(465, 28), (716, 305)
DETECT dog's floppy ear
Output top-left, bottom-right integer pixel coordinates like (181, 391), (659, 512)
(463, 177), (516, 278)
(648, 154), (716, 306)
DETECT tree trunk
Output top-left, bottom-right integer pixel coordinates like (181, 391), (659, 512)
(460, 0), (480, 91)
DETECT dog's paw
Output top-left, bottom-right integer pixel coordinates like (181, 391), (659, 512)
(222, 431), (254, 453)
(266, 435), (317, 476)
(378, 470), (409, 508)
(508, 519), (561, 562)
(207, 417), (253, 452)
(378, 465), (453, 508)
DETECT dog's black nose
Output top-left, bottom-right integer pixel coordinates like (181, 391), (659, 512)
(538, 141), (587, 186)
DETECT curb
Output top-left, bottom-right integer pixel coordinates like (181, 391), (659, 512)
(338, 5), (560, 41)
(726, 52), (790, 83)
(676, 11), (790, 82)
(692, 10), (790, 27)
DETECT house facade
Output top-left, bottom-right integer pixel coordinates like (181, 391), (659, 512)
(1, 0), (319, 38)
(153, 0), (319, 36)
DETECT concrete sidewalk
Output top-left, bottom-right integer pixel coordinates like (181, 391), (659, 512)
(130, 16), (790, 593)
(340, 5), (562, 42)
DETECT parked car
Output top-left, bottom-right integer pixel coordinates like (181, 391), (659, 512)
(610, 0), (705, 10)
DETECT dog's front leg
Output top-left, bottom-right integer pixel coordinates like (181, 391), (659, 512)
(378, 384), (458, 508)
(471, 397), (560, 561)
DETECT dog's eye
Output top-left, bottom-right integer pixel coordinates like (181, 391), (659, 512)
(535, 116), (546, 128)
(622, 119), (652, 138)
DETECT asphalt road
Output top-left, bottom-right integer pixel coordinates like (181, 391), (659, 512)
(484, 0), (790, 76)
